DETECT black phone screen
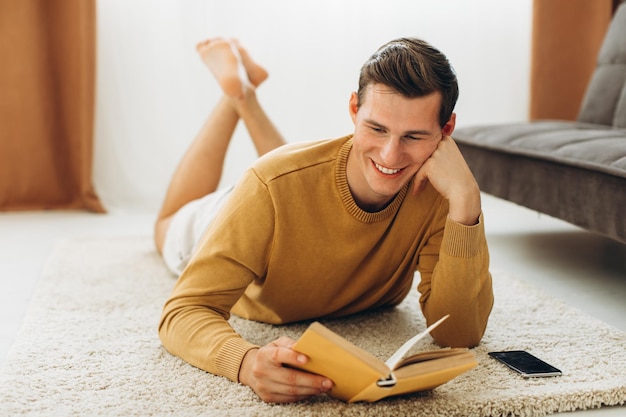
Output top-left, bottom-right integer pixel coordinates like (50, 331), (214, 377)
(488, 350), (562, 377)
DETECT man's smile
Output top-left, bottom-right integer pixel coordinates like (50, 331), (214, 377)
(373, 160), (404, 176)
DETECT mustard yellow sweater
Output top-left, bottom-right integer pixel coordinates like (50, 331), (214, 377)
(159, 136), (493, 383)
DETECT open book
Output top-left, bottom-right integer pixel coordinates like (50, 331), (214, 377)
(291, 315), (477, 402)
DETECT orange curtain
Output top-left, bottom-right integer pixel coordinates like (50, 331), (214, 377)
(0, 0), (104, 212)
(530, 0), (615, 121)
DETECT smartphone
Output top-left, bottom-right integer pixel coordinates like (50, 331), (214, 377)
(488, 350), (562, 378)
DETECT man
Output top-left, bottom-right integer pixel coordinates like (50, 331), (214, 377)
(157, 37), (493, 403)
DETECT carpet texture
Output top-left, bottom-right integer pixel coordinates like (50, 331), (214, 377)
(0, 237), (624, 416)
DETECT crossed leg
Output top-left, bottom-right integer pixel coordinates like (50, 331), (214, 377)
(154, 38), (286, 254)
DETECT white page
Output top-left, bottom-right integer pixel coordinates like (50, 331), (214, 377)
(384, 314), (450, 371)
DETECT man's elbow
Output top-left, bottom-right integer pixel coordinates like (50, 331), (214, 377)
(429, 313), (490, 348)
(431, 327), (485, 348)
(158, 308), (179, 354)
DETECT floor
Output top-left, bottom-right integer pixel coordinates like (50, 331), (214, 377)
(1, 194), (624, 415)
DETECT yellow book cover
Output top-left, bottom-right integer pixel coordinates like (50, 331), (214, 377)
(291, 315), (477, 402)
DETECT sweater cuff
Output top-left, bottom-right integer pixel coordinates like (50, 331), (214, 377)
(215, 337), (260, 383)
(441, 213), (486, 258)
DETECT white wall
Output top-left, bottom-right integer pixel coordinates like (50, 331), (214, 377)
(93, 0), (533, 212)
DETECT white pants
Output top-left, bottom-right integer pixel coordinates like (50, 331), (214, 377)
(162, 185), (234, 276)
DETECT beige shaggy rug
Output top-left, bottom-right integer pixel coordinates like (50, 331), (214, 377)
(0, 237), (624, 417)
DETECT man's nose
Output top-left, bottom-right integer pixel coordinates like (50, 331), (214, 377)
(380, 137), (402, 165)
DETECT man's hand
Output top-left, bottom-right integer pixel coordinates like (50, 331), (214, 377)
(239, 336), (333, 403)
(412, 135), (481, 226)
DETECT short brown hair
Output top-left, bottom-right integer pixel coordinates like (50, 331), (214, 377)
(357, 37), (459, 128)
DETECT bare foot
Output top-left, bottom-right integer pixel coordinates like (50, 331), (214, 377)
(196, 38), (247, 97)
(231, 39), (268, 87)
(196, 38), (267, 97)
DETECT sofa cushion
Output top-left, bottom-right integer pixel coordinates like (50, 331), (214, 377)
(578, 2), (626, 128)
(454, 121), (626, 179)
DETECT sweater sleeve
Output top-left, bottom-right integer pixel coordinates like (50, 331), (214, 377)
(158, 169), (273, 382)
(416, 212), (494, 348)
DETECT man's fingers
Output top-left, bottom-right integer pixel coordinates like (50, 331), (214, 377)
(274, 366), (332, 393)
(271, 336), (298, 348)
(271, 343), (307, 367)
(412, 176), (428, 195)
(271, 346), (333, 391)
(412, 165), (429, 195)
(248, 340), (333, 403)
(254, 359), (332, 403)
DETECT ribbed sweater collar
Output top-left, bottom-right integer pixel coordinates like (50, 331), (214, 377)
(335, 138), (408, 223)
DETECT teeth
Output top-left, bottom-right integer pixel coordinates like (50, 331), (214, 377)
(375, 163), (401, 175)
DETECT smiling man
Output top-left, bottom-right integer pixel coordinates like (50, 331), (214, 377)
(156, 37), (493, 404)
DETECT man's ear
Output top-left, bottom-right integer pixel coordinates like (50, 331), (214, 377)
(442, 112), (456, 136)
(349, 91), (359, 123)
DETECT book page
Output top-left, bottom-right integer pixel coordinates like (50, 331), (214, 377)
(384, 314), (449, 371)
(397, 348), (469, 368)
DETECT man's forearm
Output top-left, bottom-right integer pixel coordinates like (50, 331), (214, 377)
(420, 215), (494, 347)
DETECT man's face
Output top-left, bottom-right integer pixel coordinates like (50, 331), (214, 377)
(347, 84), (455, 211)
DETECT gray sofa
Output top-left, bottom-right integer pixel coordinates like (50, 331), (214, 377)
(454, 2), (626, 244)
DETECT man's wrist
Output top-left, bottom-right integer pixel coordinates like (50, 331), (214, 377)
(239, 347), (259, 385)
(448, 195), (481, 225)
(446, 181), (481, 225)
